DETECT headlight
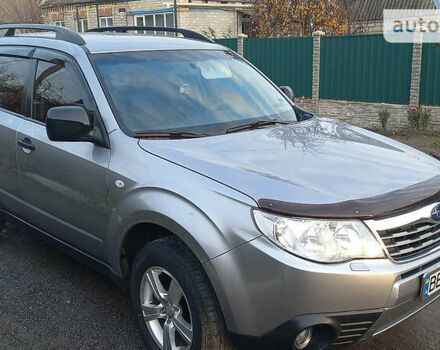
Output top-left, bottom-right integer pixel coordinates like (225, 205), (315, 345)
(253, 210), (384, 263)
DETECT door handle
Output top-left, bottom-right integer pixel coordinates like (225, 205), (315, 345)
(17, 138), (36, 152)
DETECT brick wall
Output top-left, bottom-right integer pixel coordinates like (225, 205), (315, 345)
(351, 20), (384, 35)
(297, 100), (440, 132)
(42, 0), (244, 37)
(178, 8), (238, 37)
(64, 10), (75, 29)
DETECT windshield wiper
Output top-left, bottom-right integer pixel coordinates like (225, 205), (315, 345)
(226, 119), (291, 134)
(134, 131), (209, 139)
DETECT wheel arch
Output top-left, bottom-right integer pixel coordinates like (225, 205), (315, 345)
(117, 213), (210, 279)
(106, 187), (229, 279)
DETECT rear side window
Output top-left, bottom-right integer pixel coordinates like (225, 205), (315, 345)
(0, 55), (31, 115)
(33, 60), (93, 123)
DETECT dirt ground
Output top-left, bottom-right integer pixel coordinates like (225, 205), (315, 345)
(382, 131), (440, 158)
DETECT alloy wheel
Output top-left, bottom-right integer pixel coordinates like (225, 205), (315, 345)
(140, 266), (193, 350)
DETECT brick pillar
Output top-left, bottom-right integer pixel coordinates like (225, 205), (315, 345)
(410, 34), (423, 106)
(237, 33), (248, 56)
(88, 5), (98, 29)
(312, 31), (325, 102)
(64, 11), (76, 31)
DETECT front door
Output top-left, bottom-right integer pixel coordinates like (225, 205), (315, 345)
(16, 49), (111, 260)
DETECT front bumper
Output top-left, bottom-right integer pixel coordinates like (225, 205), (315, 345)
(204, 235), (440, 345)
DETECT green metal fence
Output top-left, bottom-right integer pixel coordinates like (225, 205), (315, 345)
(243, 37), (313, 98)
(215, 38), (238, 52)
(320, 35), (413, 104)
(420, 44), (440, 106)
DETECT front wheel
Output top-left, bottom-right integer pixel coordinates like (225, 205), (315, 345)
(130, 237), (233, 350)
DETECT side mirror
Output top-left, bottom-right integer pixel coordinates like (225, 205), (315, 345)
(46, 106), (94, 143)
(280, 86), (295, 101)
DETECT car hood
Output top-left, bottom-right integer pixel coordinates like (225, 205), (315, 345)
(138, 117), (440, 211)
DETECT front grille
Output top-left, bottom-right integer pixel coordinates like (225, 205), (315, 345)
(378, 221), (440, 262)
(332, 313), (381, 346)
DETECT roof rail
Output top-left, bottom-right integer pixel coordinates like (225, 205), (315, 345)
(87, 26), (215, 43)
(0, 24), (86, 46)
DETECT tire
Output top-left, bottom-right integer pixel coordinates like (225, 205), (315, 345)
(130, 237), (234, 350)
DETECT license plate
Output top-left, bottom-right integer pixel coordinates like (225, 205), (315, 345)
(422, 269), (440, 300)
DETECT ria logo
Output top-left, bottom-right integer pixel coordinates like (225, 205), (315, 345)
(431, 205), (440, 221)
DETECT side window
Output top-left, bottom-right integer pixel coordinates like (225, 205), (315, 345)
(33, 60), (94, 123)
(0, 55), (31, 115)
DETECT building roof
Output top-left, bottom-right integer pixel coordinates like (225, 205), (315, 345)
(351, 0), (436, 22)
(40, 0), (253, 9)
(40, 0), (122, 8)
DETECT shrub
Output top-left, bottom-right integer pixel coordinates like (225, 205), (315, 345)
(378, 109), (390, 132)
(407, 106), (432, 131)
(298, 96), (312, 104)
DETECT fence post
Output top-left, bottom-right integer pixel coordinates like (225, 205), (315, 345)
(237, 33), (248, 56)
(409, 34), (423, 106)
(312, 31), (325, 102)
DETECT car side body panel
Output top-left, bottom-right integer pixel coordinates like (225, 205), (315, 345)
(16, 119), (111, 260)
(105, 130), (260, 276)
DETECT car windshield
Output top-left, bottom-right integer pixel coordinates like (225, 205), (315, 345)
(91, 50), (297, 135)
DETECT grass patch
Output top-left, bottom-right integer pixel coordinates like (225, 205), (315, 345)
(384, 132), (440, 158)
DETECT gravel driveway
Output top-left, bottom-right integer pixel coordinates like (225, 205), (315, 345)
(1, 223), (439, 350)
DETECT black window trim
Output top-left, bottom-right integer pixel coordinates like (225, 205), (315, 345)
(31, 48), (95, 124)
(0, 45), (35, 58)
(27, 47), (110, 148)
(0, 46), (35, 118)
(0, 45), (111, 150)
(0, 106), (28, 120)
(24, 56), (38, 119)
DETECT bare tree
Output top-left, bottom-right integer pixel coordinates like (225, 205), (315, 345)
(0, 0), (42, 25)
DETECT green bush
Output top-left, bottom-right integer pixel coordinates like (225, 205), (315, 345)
(378, 109), (390, 132)
(407, 106), (431, 131)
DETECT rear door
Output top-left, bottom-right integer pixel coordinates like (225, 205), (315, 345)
(0, 47), (33, 213)
(16, 48), (111, 260)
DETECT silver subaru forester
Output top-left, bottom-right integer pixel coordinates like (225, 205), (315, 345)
(0, 24), (440, 350)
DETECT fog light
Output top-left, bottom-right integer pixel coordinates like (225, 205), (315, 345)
(294, 328), (313, 349)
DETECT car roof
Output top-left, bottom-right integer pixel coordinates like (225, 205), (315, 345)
(81, 33), (224, 53)
(0, 32), (225, 54)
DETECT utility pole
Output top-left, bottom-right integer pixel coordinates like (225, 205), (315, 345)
(173, 0), (178, 28)
(96, 4), (100, 27)
(76, 6), (80, 32)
